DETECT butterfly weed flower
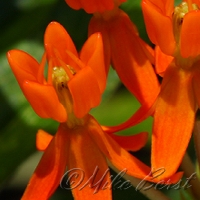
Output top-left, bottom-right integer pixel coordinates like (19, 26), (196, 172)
(7, 21), (180, 200)
(142, 0), (200, 179)
(64, 0), (161, 134)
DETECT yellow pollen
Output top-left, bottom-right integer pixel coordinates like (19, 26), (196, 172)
(172, 2), (200, 69)
(52, 67), (69, 91)
(52, 66), (85, 128)
(173, 2), (199, 43)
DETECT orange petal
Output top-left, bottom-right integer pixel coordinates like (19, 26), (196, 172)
(65, 0), (125, 13)
(64, 0), (81, 10)
(181, 11), (200, 57)
(21, 125), (69, 200)
(68, 66), (101, 118)
(88, 116), (182, 183)
(155, 46), (173, 77)
(89, 16), (111, 75)
(80, 33), (106, 93)
(102, 102), (156, 133)
(142, 0), (175, 55)
(44, 21), (79, 70)
(36, 130), (53, 151)
(108, 132), (148, 151)
(152, 62), (196, 179)
(7, 50), (40, 87)
(108, 10), (160, 106)
(147, 0), (174, 16)
(68, 123), (112, 199)
(23, 81), (67, 122)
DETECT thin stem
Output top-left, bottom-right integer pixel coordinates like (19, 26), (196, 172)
(108, 160), (171, 200)
(180, 152), (200, 200)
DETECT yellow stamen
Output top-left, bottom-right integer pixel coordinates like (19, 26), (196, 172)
(52, 66), (85, 128)
(173, 2), (199, 43)
(173, 2), (188, 43)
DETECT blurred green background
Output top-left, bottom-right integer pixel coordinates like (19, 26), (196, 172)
(0, 0), (193, 199)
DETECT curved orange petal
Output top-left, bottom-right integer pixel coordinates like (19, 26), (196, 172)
(88, 16), (111, 75)
(90, 9), (160, 107)
(142, 0), (175, 55)
(88, 116), (182, 183)
(44, 21), (79, 70)
(36, 130), (53, 151)
(110, 10), (160, 106)
(80, 33), (106, 93)
(152, 63), (196, 179)
(108, 132), (148, 151)
(65, 0), (125, 13)
(181, 11), (200, 57)
(68, 124), (112, 199)
(7, 50), (40, 87)
(68, 66), (101, 118)
(102, 102), (156, 134)
(23, 81), (67, 122)
(21, 125), (69, 200)
(155, 46), (174, 77)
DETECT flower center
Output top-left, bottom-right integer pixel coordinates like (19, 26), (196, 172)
(172, 2), (200, 69)
(52, 66), (85, 128)
(173, 2), (199, 43)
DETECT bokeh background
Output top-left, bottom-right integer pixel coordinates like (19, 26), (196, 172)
(0, 0), (195, 199)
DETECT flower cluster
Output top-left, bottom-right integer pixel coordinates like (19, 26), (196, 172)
(6, 0), (200, 199)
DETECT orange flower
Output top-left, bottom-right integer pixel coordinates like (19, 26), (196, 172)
(7, 21), (179, 199)
(64, 0), (160, 133)
(65, 0), (126, 13)
(89, 8), (161, 135)
(142, 0), (200, 178)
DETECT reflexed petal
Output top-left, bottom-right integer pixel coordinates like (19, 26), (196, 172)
(152, 63), (196, 179)
(108, 132), (148, 151)
(142, 0), (175, 55)
(89, 17), (111, 75)
(102, 102), (156, 134)
(92, 9), (160, 107)
(155, 46), (173, 77)
(7, 50), (40, 87)
(65, 0), (125, 13)
(44, 21), (79, 70)
(36, 130), (53, 151)
(21, 125), (69, 200)
(68, 124), (112, 199)
(90, 10), (160, 134)
(181, 11), (200, 57)
(88, 116), (182, 183)
(68, 66), (101, 118)
(23, 81), (67, 122)
(80, 33), (106, 93)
